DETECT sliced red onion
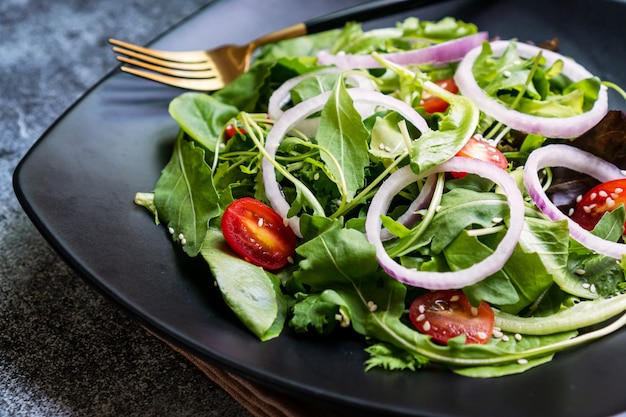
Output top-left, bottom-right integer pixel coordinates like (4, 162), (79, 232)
(454, 40), (608, 139)
(316, 32), (489, 70)
(379, 174), (438, 241)
(262, 88), (429, 237)
(267, 68), (376, 137)
(365, 157), (525, 290)
(523, 144), (626, 258)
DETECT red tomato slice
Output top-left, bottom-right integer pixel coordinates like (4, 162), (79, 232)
(221, 197), (296, 270)
(451, 135), (508, 179)
(570, 178), (626, 231)
(419, 78), (459, 114)
(409, 290), (494, 345)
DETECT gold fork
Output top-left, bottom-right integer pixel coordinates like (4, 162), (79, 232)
(109, 0), (445, 91)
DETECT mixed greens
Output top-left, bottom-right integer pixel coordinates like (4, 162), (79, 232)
(135, 17), (626, 378)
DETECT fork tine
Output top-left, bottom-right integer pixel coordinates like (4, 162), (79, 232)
(108, 38), (208, 63)
(116, 56), (220, 79)
(119, 66), (224, 91)
(112, 46), (214, 71)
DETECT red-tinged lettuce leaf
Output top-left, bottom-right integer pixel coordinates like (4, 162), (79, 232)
(547, 110), (626, 211)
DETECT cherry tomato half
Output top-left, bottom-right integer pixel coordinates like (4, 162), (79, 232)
(419, 78), (459, 114)
(570, 178), (626, 231)
(451, 135), (509, 179)
(409, 290), (494, 345)
(221, 197), (296, 270)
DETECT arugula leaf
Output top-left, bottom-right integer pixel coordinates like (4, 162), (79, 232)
(154, 134), (221, 256)
(201, 229), (287, 341)
(168, 93), (239, 150)
(315, 78), (370, 201)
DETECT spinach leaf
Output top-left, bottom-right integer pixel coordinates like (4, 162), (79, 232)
(201, 229), (287, 341)
(168, 93), (239, 150)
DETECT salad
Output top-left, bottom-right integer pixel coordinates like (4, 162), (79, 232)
(134, 16), (626, 378)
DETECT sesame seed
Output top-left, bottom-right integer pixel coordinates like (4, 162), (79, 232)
(379, 143), (385, 150)
(450, 295), (460, 302)
(503, 70), (512, 77)
(477, 331), (488, 340)
(583, 204), (596, 213)
(517, 358), (528, 365)
(416, 314), (426, 322)
(367, 301), (378, 312)
(502, 335), (510, 342)
(576, 194), (583, 203)
(514, 333), (522, 341)
(313, 173), (320, 181)
(582, 283), (591, 289)
(491, 154), (500, 162)
(611, 193), (620, 199)
(257, 218), (264, 227)
(283, 218), (289, 227)
(168, 227), (175, 235)
(180, 238), (187, 245)
(287, 256), (294, 264)
(418, 304), (425, 314)
(575, 269), (586, 275)
(568, 208), (575, 216)
(493, 330), (504, 338)
(590, 284), (597, 293)
(599, 190), (608, 198)
(607, 197), (616, 208)
(492, 217), (503, 223)
(384, 145), (393, 153)
(178, 233), (185, 241)
(470, 306), (479, 316)
(423, 321), (431, 331)
(615, 187), (624, 193)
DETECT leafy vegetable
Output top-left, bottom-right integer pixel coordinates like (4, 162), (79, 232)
(153, 133), (221, 256)
(136, 17), (626, 379)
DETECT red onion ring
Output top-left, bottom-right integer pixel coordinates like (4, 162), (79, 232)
(316, 32), (489, 69)
(267, 69), (376, 137)
(523, 144), (626, 258)
(380, 174), (438, 241)
(365, 157), (525, 290)
(262, 88), (429, 237)
(454, 40), (608, 138)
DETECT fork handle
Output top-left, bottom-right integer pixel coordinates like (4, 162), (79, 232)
(305, 0), (449, 33)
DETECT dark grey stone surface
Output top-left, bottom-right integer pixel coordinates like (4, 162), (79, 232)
(0, 1), (251, 415)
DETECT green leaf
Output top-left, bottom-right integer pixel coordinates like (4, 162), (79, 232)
(315, 79), (371, 201)
(410, 89), (479, 174)
(154, 135), (221, 256)
(168, 93), (239, 150)
(289, 293), (338, 334)
(364, 342), (430, 371)
(290, 72), (340, 105)
(201, 229), (287, 341)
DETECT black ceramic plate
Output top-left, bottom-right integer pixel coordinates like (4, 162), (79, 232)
(14, 0), (626, 416)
